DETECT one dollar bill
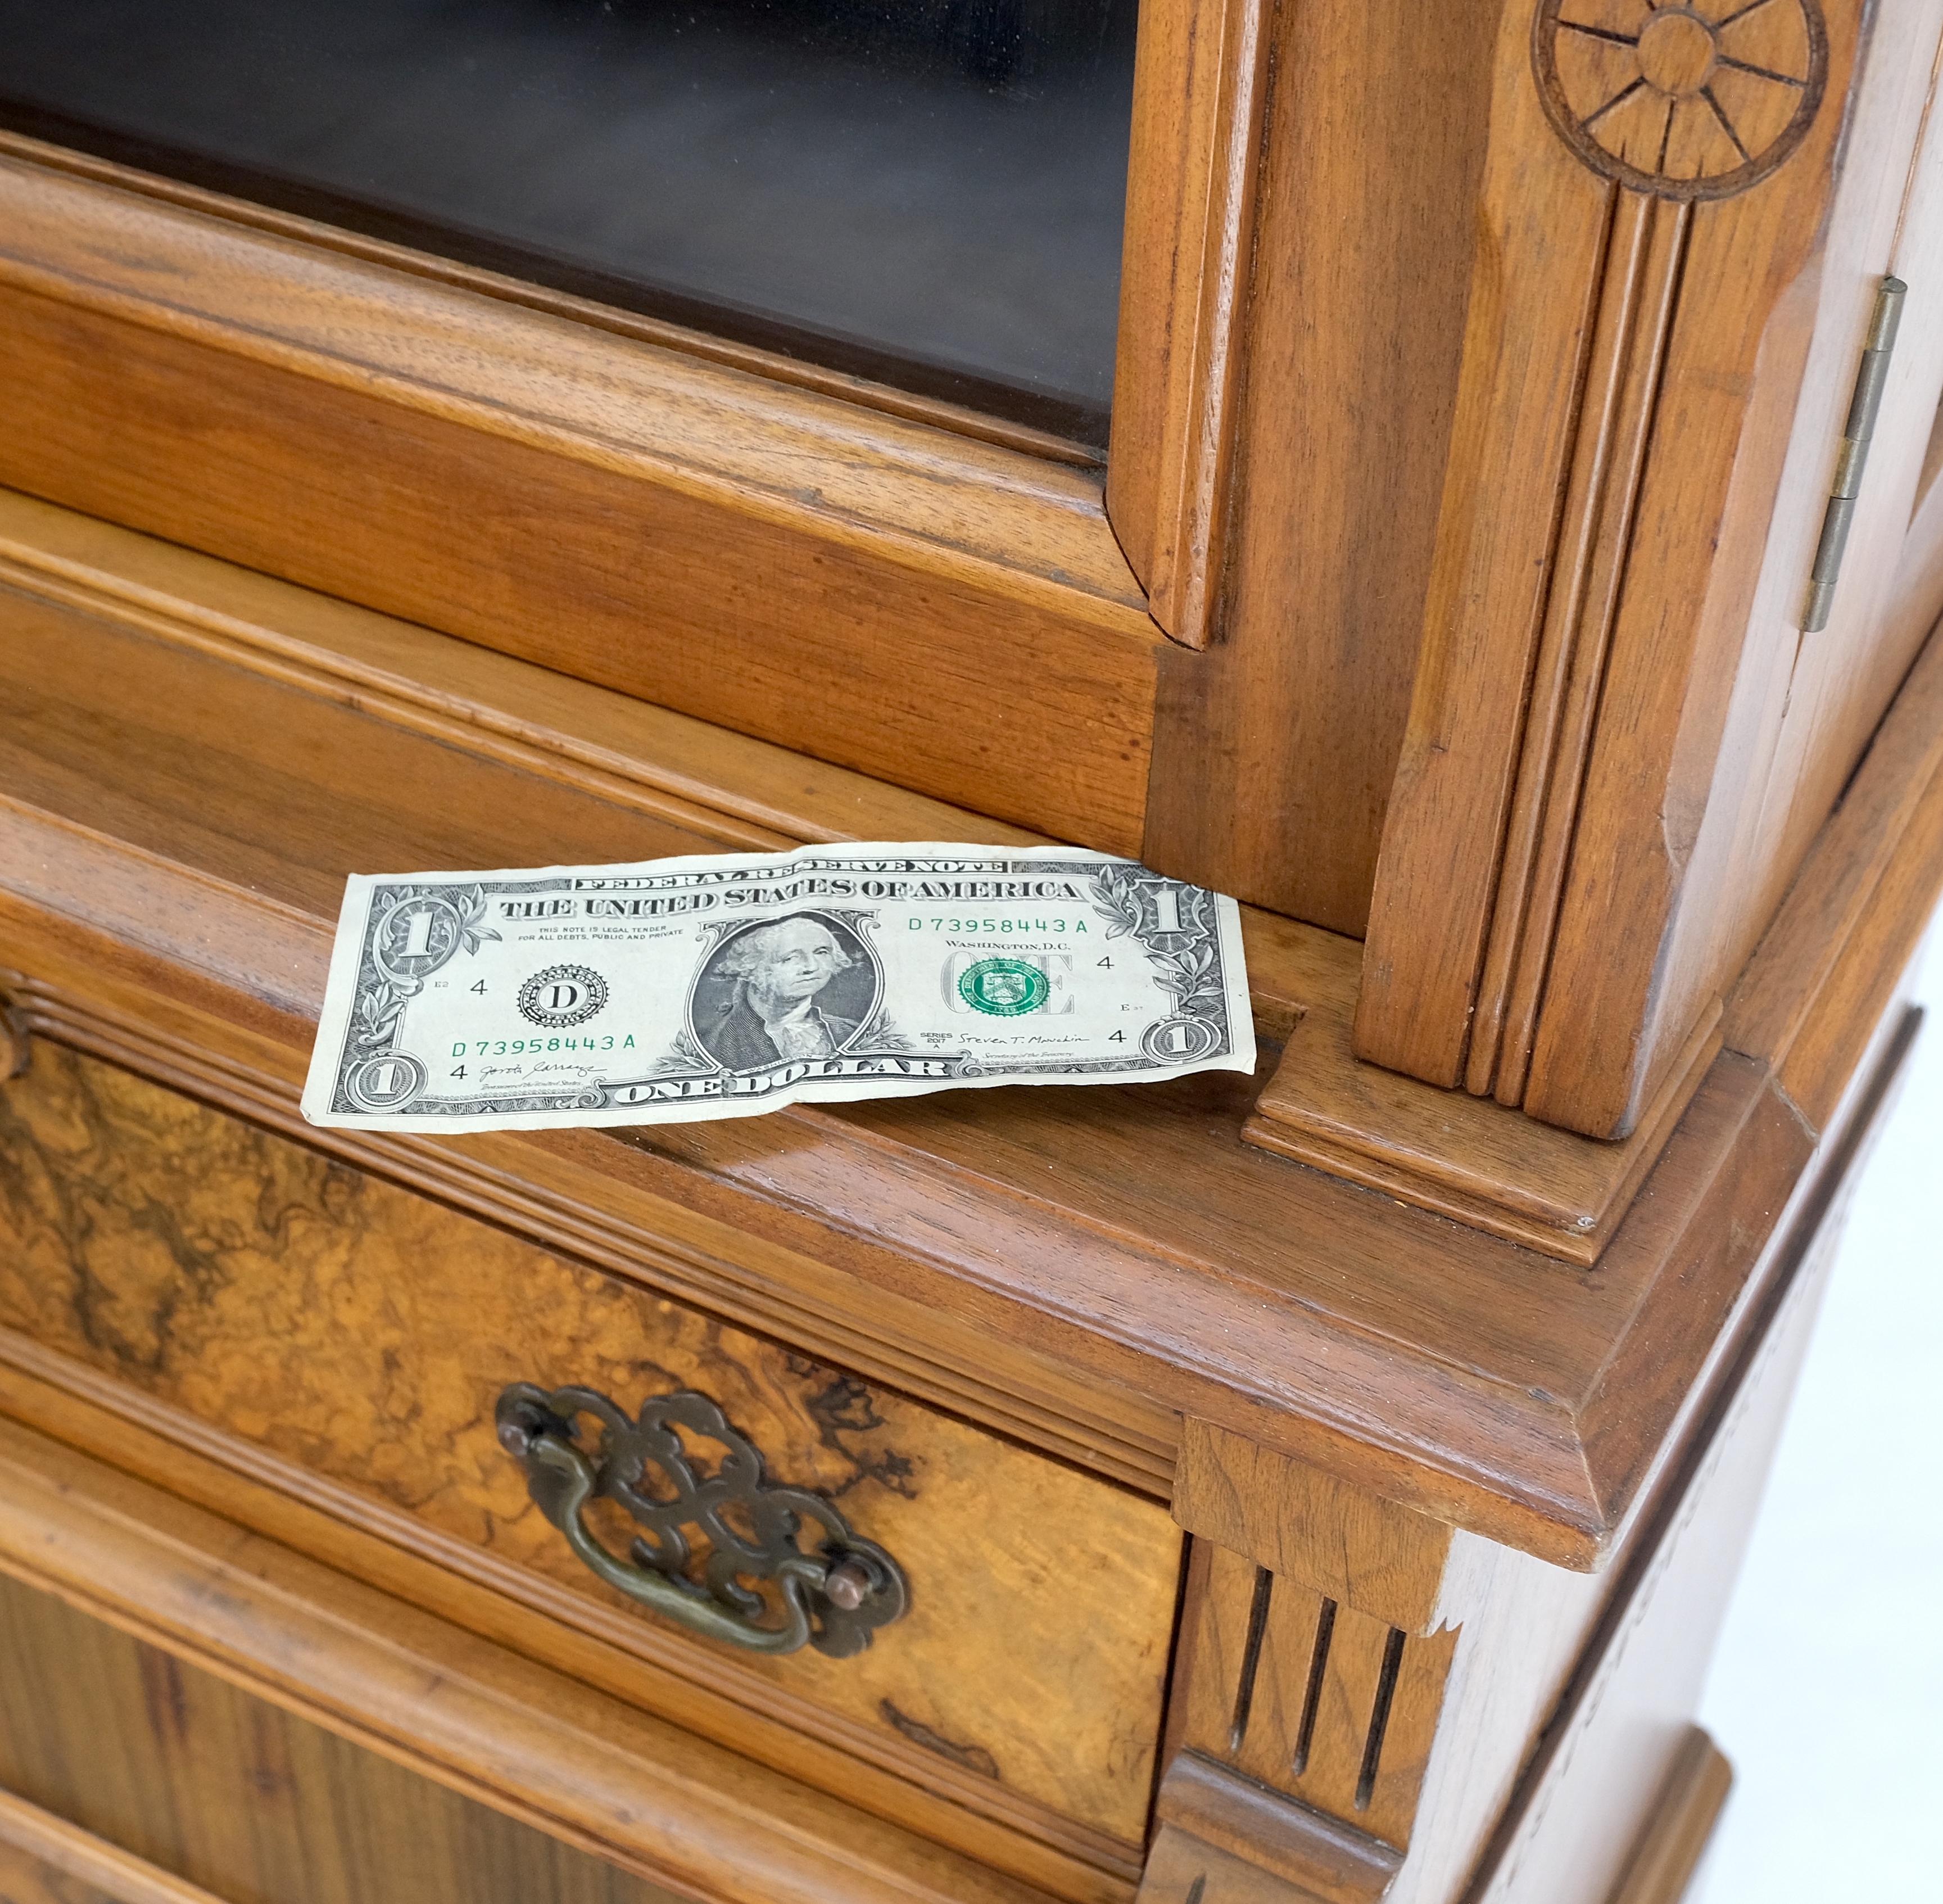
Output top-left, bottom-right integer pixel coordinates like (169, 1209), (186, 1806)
(300, 844), (1254, 1131)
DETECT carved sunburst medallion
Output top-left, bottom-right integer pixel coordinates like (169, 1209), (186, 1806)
(1534, 0), (1827, 200)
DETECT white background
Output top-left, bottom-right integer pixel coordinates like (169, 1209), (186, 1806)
(1689, 946), (1941, 1901)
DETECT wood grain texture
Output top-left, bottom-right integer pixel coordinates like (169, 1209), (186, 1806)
(0, 1787), (232, 1904)
(0, 1671), (680, 1904)
(1134, 1826), (1317, 1904)
(2, 506), (1939, 1572)
(1462, 1117), (1872, 1904)
(0, 155), (1160, 851)
(1358, 0), (1943, 1141)
(1467, 192), (1690, 1108)
(1244, 938), (1722, 1267)
(1523, 0), (1943, 1138)
(0, 489), (1043, 859)
(0, 1420), (1062, 1904)
(1724, 597), (1943, 1131)
(1352, 0), (1614, 1071)
(0, 812), (1820, 1571)
(1171, 1545), (1455, 1856)
(0, 1041), (1178, 1855)
(1106, 0), (1265, 647)
(1602, 1730), (1732, 1904)
(0, 128), (1099, 470)
(1137, 0), (1497, 928)
(0, 1347), (1128, 1904)
(1149, 1753), (1400, 1904)
(1172, 1422), (1450, 1636)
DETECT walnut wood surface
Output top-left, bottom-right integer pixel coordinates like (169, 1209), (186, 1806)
(1172, 1422), (1451, 1637)
(0, 151), (1160, 853)
(1243, 943), (1722, 1267)
(1602, 1730), (1732, 1904)
(0, 1421), (1058, 1904)
(0, 132), (1099, 471)
(0, 483), (1940, 1571)
(2, 536), (1931, 1568)
(1137, 0), (1493, 930)
(1148, 1751), (1402, 1904)
(1106, 0), (1264, 648)
(0, 1787), (232, 1904)
(1724, 542), (1943, 1129)
(0, 1349), (1125, 1904)
(0, 1041), (1178, 1860)
(1169, 1543), (1455, 1860)
(0, 1620), (685, 1904)
(1358, 0), (1943, 1139)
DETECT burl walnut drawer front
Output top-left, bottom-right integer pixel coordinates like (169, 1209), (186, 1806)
(0, 1042), (1181, 1855)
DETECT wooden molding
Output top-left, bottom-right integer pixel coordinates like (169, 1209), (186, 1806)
(1603, 1730), (1733, 1904)
(1243, 960), (1721, 1268)
(1357, 0), (1943, 1140)
(1166, 1541), (1455, 1866)
(0, 129), (1099, 470)
(1725, 576), (1943, 1127)
(1148, 1754), (1401, 1904)
(1107, 0), (1267, 648)
(1172, 1421), (1452, 1637)
(0, 494), (1940, 1568)
(0, 1418), (1061, 1904)
(1138, 0), (1497, 930)
(0, 1787), (233, 1904)
(0, 1343), (1134, 1904)
(0, 147), (1161, 852)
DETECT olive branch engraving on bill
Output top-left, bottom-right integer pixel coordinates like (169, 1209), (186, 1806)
(300, 844), (1254, 1131)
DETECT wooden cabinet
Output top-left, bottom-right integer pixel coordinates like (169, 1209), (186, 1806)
(1, 2), (1940, 1900)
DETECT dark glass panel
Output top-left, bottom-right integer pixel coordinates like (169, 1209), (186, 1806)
(0, 0), (1140, 446)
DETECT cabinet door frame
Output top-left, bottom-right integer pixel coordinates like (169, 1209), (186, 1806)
(0, 0), (1473, 937)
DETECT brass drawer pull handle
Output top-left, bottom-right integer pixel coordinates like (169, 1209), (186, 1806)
(495, 1382), (908, 1656)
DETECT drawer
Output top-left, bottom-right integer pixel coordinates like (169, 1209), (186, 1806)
(0, 1039), (1180, 1875)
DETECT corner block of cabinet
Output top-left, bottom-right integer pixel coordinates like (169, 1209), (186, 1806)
(1240, 951), (1723, 1268)
(1171, 1421), (1452, 1638)
(1136, 1756), (1403, 1904)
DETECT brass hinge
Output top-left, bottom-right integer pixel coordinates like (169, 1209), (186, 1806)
(1802, 275), (1908, 634)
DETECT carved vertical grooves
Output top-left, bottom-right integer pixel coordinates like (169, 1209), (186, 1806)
(1228, 1566), (1275, 1751)
(1463, 189), (1694, 1103)
(1289, 1595), (1336, 1778)
(1353, 1627), (1407, 1811)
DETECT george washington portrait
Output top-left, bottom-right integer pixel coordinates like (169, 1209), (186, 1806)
(690, 912), (880, 1071)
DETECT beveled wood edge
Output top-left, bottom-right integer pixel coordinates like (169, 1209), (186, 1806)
(1603, 1729), (1733, 1904)
(0, 488), (1312, 1050)
(1454, 1001), (1916, 1903)
(0, 486), (1043, 857)
(0, 483), (1719, 1272)
(1, 528), (1939, 1563)
(0, 128), (1099, 471)
(0, 1418), (1065, 1904)
(0, 785), (1865, 1571)
(1171, 1420), (1453, 1636)
(1243, 1004), (1723, 1269)
(0, 146), (1159, 640)
(1152, 1752), (1400, 1904)
(0, 1785), (231, 1904)
(1105, 0), (1266, 646)
(1, 964), (1174, 1501)
(0, 1335), (1145, 1901)
(1249, 603), (1943, 1269)
(1725, 612), (1943, 1121)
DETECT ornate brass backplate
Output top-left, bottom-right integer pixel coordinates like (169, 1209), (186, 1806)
(495, 1382), (909, 1657)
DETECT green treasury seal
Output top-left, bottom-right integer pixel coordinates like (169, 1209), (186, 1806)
(957, 956), (1049, 1017)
